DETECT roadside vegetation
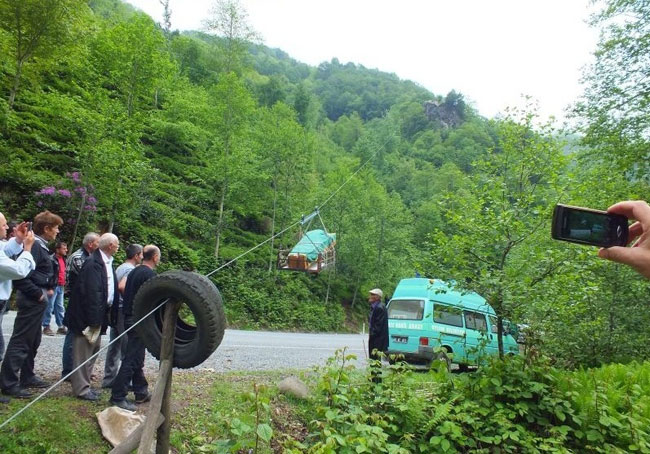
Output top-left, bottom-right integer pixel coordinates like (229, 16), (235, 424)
(1, 352), (649, 453)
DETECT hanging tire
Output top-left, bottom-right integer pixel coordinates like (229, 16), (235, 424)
(133, 270), (226, 368)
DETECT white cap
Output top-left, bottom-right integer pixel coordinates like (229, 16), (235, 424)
(369, 288), (383, 298)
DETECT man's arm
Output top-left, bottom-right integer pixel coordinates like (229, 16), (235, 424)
(0, 249), (35, 281)
(2, 237), (22, 257)
(118, 276), (128, 295)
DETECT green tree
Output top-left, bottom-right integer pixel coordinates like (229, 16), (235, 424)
(575, 0), (650, 178)
(203, 0), (258, 75)
(0, 0), (89, 108)
(206, 73), (256, 258)
(422, 107), (567, 356)
(254, 102), (311, 271)
(92, 12), (174, 117)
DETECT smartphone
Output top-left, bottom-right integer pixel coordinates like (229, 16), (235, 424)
(551, 204), (628, 247)
(27, 222), (32, 232)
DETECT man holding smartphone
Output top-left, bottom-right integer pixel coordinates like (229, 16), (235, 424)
(598, 200), (650, 280)
(0, 214), (36, 390)
(0, 210), (63, 399)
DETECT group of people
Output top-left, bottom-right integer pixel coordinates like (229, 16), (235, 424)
(0, 209), (162, 411)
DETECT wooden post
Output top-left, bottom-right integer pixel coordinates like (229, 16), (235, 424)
(137, 301), (181, 454)
(155, 310), (176, 454)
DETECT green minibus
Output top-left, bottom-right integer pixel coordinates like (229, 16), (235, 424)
(387, 278), (519, 370)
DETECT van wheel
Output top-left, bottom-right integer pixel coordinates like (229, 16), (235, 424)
(458, 363), (469, 373)
(133, 270), (226, 369)
(432, 351), (451, 372)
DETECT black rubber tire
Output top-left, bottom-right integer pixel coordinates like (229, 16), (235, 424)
(133, 270), (226, 368)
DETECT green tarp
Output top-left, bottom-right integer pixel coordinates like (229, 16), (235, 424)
(290, 229), (336, 261)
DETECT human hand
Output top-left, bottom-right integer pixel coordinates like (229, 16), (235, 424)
(12, 222), (30, 244)
(598, 200), (650, 279)
(46, 289), (54, 297)
(22, 231), (35, 252)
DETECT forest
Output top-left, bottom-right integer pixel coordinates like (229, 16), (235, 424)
(1, 0), (649, 371)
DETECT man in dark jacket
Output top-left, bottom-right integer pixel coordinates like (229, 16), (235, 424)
(64, 233), (119, 401)
(0, 211), (63, 398)
(61, 232), (99, 378)
(110, 245), (160, 411)
(368, 288), (389, 383)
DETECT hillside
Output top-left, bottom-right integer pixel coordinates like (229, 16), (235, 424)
(2, 0), (650, 368)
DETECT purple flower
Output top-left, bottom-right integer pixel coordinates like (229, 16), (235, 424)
(39, 186), (56, 195)
(84, 205), (97, 212)
(70, 172), (81, 183)
(74, 186), (87, 196)
(87, 196), (97, 204)
(37, 201), (43, 207)
(58, 189), (72, 197)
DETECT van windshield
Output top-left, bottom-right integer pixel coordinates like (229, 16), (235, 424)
(388, 299), (424, 320)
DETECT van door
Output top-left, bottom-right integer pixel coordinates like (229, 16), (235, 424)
(487, 315), (501, 356)
(431, 303), (466, 363)
(463, 311), (491, 364)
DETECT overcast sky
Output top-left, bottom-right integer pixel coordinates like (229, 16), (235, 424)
(125, 0), (599, 122)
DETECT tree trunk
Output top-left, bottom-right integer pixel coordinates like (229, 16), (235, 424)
(497, 315), (504, 359)
(68, 192), (87, 251)
(214, 180), (227, 259)
(351, 275), (361, 309)
(267, 181), (278, 273)
(8, 59), (24, 108)
(377, 216), (385, 266)
(325, 267), (332, 305)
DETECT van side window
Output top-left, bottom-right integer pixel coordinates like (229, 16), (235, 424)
(464, 311), (487, 332)
(489, 315), (498, 334)
(433, 304), (463, 327)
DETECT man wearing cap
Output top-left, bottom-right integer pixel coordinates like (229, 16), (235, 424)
(368, 288), (389, 369)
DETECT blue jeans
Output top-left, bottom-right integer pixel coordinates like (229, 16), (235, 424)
(43, 285), (65, 328)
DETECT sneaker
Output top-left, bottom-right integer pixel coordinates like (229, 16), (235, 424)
(134, 391), (152, 404)
(110, 398), (137, 411)
(57, 326), (68, 335)
(21, 376), (50, 388)
(43, 326), (55, 336)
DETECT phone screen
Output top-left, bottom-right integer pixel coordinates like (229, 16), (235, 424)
(561, 210), (611, 243)
(552, 204), (628, 247)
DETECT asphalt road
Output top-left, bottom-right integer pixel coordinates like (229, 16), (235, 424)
(1, 311), (370, 378)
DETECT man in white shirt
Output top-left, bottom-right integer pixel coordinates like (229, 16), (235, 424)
(0, 213), (38, 402)
(0, 214), (36, 365)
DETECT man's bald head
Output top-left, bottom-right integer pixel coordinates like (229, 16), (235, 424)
(0, 212), (7, 240)
(142, 245), (160, 267)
